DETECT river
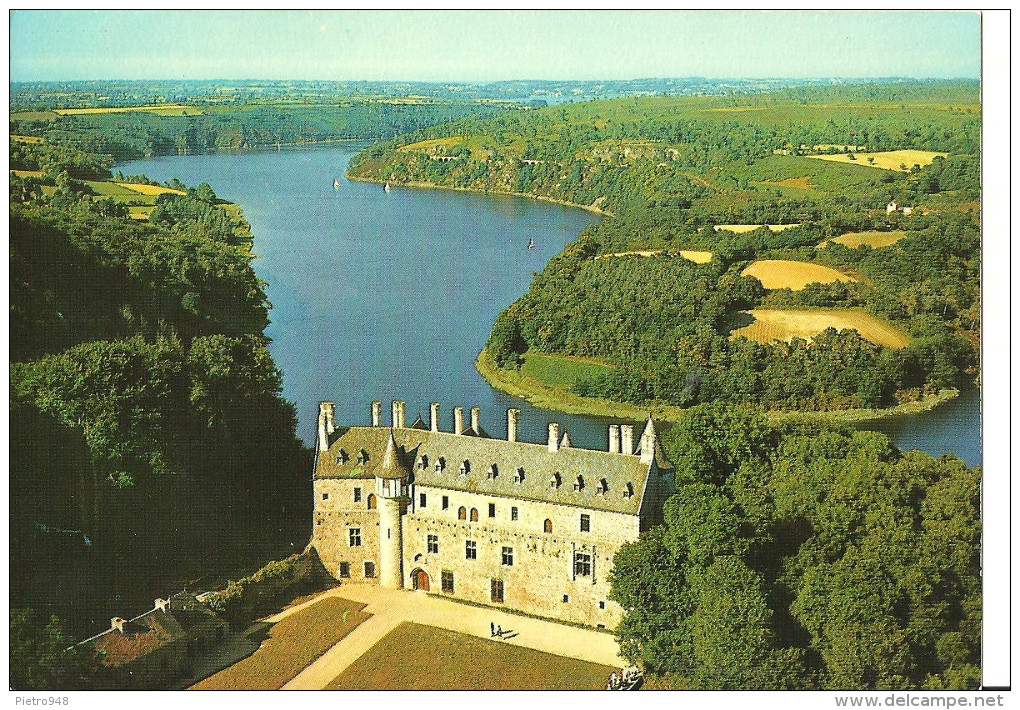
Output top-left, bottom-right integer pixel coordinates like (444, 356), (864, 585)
(119, 144), (981, 467)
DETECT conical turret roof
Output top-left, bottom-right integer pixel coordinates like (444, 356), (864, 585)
(640, 415), (657, 441)
(376, 430), (411, 480)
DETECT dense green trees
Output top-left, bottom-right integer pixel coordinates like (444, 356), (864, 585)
(10, 610), (106, 690)
(610, 404), (981, 690)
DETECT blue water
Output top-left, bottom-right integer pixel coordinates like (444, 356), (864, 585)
(119, 144), (981, 466)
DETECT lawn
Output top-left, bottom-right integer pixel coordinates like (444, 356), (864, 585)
(804, 149), (948, 172)
(732, 308), (911, 350)
(742, 260), (856, 291)
(823, 231), (908, 249)
(190, 597), (370, 690)
(522, 353), (615, 388)
(325, 622), (615, 690)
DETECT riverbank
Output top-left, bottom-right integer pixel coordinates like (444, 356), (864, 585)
(477, 348), (961, 426)
(346, 174), (614, 217)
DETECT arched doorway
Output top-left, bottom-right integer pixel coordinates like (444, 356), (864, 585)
(411, 568), (430, 591)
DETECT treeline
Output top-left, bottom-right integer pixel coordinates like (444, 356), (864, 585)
(610, 404), (980, 690)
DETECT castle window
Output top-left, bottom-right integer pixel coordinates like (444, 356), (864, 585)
(470, 508), (479, 522)
(491, 579), (504, 603)
(487, 463), (498, 479)
(427, 535), (439, 554)
(442, 495), (449, 510)
(364, 561), (376, 578)
(459, 460), (471, 475)
(458, 506), (467, 520)
(338, 563), (350, 578)
(420, 493), (427, 508)
(574, 475), (585, 492)
(623, 482), (635, 498)
(514, 468), (526, 483)
(349, 528), (362, 547)
(442, 570), (455, 594)
(502, 546), (514, 566)
(336, 449), (349, 464)
(544, 519), (553, 534)
(419, 454), (429, 470)
(599, 601), (606, 610)
(563, 594), (570, 603)
(574, 552), (592, 577)
(488, 503), (496, 518)
(435, 457), (446, 472)
(321, 492), (329, 501)
(580, 514), (591, 533)
(367, 494), (377, 510)
(357, 449), (369, 464)
(549, 472), (561, 489)
(511, 507), (518, 521)
(466, 540), (477, 560)
(596, 478), (609, 495)
(354, 487), (362, 503)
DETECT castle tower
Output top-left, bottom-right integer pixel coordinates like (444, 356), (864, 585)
(375, 431), (410, 589)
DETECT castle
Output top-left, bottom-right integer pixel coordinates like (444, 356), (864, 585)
(310, 400), (674, 627)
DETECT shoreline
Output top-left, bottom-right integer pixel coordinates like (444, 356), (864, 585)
(346, 174), (614, 217)
(476, 348), (962, 426)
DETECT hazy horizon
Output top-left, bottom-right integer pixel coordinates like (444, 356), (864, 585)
(11, 10), (981, 84)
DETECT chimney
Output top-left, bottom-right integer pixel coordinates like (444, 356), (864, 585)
(318, 402), (333, 452)
(548, 423), (561, 452)
(372, 401), (382, 427)
(454, 407), (465, 435)
(323, 402), (336, 435)
(111, 617), (126, 633)
(608, 425), (620, 454)
(154, 598), (169, 612)
(471, 407), (481, 433)
(430, 402), (440, 432)
(507, 409), (520, 442)
(392, 400), (406, 429)
(621, 425), (634, 455)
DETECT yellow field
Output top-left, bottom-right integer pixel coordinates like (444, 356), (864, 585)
(52, 104), (200, 116)
(596, 249), (712, 264)
(715, 224), (800, 233)
(733, 309), (911, 349)
(742, 260), (856, 291)
(10, 134), (44, 144)
(10, 169), (44, 178)
(805, 149), (947, 172)
(398, 136), (465, 152)
(756, 177), (814, 190)
(128, 206), (153, 220)
(823, 231), (908, 249)
(115, 182), (186, 196)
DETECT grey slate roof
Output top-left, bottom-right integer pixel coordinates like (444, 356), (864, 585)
(318, 426), (667, 515)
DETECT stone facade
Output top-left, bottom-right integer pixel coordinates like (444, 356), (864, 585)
(311, 401), (674, 629)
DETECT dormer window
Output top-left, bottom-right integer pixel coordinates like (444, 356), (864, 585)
(549, 472), (561, 489)
(357, 449), (369, 464)
(513, 467), (526, 484)
(573, 475), (585, 492)
(460, 460), (471, 475)
(596, 478), (609, 495)
(623, 481), (635, 498)
(434, 456), (446, 472)
(420, 454), (429, 470)
(336, 449), (349, 465)
(487, 464), (498, 480)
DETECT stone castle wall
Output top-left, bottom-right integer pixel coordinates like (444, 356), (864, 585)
(312, 478), (380, 581)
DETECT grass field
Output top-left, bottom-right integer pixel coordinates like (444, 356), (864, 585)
(823, 231), (908, 249)
(715, 223), (800, 233)
(325, 622), (615, 690)
(115, 182), (186, 196)
(191, 597), (370, 691)
(805, 149), (947, 172)
(52, 104), (201, 116)
(10, 111), (59, 121)
(732, 308), (911, 349)
(742, 260), (856, 290)
(10, 134), (44, 144)
(521, 352), (614, 387)
(128, 206), (153, 220)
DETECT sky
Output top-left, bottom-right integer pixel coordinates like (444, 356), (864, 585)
(10, 10), (981, 83)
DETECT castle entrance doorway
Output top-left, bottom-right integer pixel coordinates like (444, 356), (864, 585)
(411, 569), (430, 591)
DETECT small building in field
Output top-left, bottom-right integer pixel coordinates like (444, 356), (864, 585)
(310, 400), (674, 629)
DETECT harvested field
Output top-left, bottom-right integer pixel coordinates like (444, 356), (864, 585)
(325, 622), (615, 690)
(805, 149), (947, 172)
(596, 249), (712, 264)
(715, 223), (800, 233)
(10, 134), (44, 144)
(10, 169), (44, 178)
(742, 260), (856, 291)
(824, 231), (908, 249)
(756, 177), (814, 190)
(128, 206), (153, 220)
(190, 597), (370, 690)
(53, 104), (200, 116)
(116, 182), (186, 196)
(732, 308), (911, 349)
